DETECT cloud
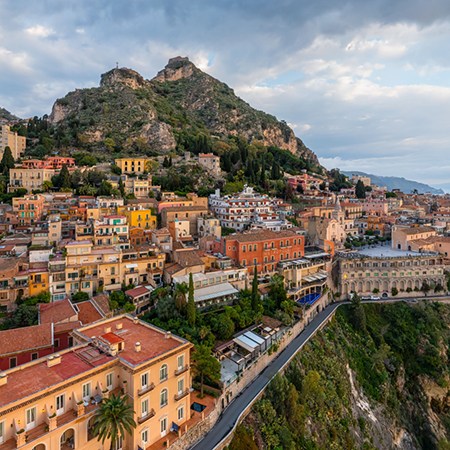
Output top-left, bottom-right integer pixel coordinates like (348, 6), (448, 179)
(25, 25), (55, 38)
(1, 0), (450, 185)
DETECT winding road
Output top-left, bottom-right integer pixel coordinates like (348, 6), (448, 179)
(190, 296), (450, 450)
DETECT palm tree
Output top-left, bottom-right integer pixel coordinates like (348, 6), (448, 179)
(93, 394), (136, 450)
(174, 282), (188, 312)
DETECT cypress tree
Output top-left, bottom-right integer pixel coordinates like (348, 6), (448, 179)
(251, 266), (260, 311)
(0, 146), (15, 175)
(59, 164), (72, 189)
(187, 273), (196, 326)
(355, 180), (366, 199)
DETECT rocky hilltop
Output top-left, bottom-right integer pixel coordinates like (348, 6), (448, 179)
(49, 56), (318, 165)
(0, 107), (19, 122)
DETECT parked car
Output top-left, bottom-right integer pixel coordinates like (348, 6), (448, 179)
(370, 295), (380, 300)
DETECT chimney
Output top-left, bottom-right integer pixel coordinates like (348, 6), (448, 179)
(116, 323), (123, 330)
(165, 331), (172, 339)
(133, 317), (139, 324)
(104, 326), (111, 333)
(0, 372), (7, 386)
(135, 342), (141, 353)
(47, 354), (61, 367)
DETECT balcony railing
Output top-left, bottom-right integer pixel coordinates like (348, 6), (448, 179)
(137, 409), (155, 424)
(174, 365), (189, 376)
(137, 383), (155, 396)
(174, 388), (190, 401)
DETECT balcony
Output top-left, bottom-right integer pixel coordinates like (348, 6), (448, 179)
(174, 365), (189, 376)
(137, 409), (155, 424)
(137, 382), (155, 396)
(174, 388), (190, 401)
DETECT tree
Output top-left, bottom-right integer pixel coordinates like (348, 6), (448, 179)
(187, 273), (196, 326)
(118, 178), (125, 198)
(58, 164), (72, 189)
(0, 146), (15, 175)
(42, 180), (53, 192)
(192, 344), (221, 397)
(93, 394), (136, 449)
(355, 180), (366, 199)
(421, 281), (430, 295)
(350, 293), (366, 331)
(251, 267), (260, 312)
(174, 282), (188, 312)
(72, 291), (89, 303)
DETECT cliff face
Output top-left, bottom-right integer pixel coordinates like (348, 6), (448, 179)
(229, 303), (450, 450)
(48, 57), (319, 166)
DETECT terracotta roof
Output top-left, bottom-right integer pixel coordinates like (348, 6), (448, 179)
(39, 299), (77, 324)
(0, 323), (53, 356)
(163, 206), (207, 213)
(0, 347), (114, 408)
(76, 316), (190, 366)
(100, 332), (124, 344)
(76, 301), (103, 325)
(400, 226), (436, 235)
(92, 293), (111, 316)
(164, 262), (183, 276)
(126, 286), (151, 298)
(176, 250), (205, 268)
(224, 228), (303, 243)
(54, 321), (82, 334)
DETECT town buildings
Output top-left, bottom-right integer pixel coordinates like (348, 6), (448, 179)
(198, 153), (221, 176)
(0, 315), (192, 450)
(115, 157), (150, 175)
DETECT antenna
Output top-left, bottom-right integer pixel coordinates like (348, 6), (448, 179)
(116, 62), (119, 69)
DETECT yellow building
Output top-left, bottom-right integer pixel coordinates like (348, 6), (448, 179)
(28, 268), (49, 297)
(9, 168), (55, 193)
(0, 125), (26, 160)
(0, 315), (193, 450)
(121, 206), (157, 230)
(115, 158), (150, 175)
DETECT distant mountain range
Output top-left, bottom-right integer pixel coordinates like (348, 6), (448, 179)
(342, 171), (444, 195)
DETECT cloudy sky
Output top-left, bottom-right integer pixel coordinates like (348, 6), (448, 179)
(1, 0), (450, 189)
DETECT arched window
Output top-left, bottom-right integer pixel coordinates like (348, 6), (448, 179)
(160, 364), (168, 382)
(87, 417), (96, 441)
(60, 429), (75, 450)
(160, 389), (168, 407)
(32, 444), (46, 450)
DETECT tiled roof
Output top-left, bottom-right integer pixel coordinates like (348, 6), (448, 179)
(92, 293), (111, 317)
(75, 301), (103, 325)
(39, 299), (77, 324)
(224, 228), (302, 243)
(401, 226), (436, 235)
(0, 323), (53, 356)
(0, 348), (114, 408)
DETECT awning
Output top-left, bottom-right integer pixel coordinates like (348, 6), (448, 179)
(125, 263), (138, 269)
(304, 252), (329, 259)
(233, 337), (255, 353)
(243, 331), (265, 346)
(194, 282), (238, 303)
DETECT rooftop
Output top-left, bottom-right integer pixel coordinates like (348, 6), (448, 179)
(224, 228), (303, 243)
(39, 299), (77, 324)
(75, 301), (103, 325)
(75, 316), (190, 367)
(0, 347), (114, 408)
(343, 245), (438, 259)
(0, 323), (53, 357)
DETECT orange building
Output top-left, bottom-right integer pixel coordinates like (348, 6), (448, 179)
(221, 229), (305, 274)
(12, 194), (46, 226)
(22, 156), (76, 170)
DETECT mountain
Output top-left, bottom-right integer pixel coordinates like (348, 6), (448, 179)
(342, 171), (444, 195)
(0, 107), (19, 122)
(229, 303), (450, 450)
(48, 56), (319, 166)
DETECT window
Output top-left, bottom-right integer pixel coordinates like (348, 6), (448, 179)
(160, 364), (168, 381)
(177, 378), (184, 395)
(160, 417), (167, 436)
(177, 406), (184, 421)
(112, 435), (123, 450)
(160, 389), (168, 407)
(26, 407), (36, 430)
(141, 429), (148, 445)
(9, 357), (17, 368)
(106, 373), (113, 390)
(68, 337), (74, 347)
(177, 354), (184, 370)
(82, 382), (91, 400)
(0, 421), (4, 444)
(141, 399), (148, 418)
(141, 372), (148, 389)
(54, 338), (60, 348)
(56, 394), (65, 415)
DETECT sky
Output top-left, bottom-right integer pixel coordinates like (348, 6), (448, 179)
(1, 0), (450, 189)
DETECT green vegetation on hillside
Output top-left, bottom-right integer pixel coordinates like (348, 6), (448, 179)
(229, 302), (450, 450)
